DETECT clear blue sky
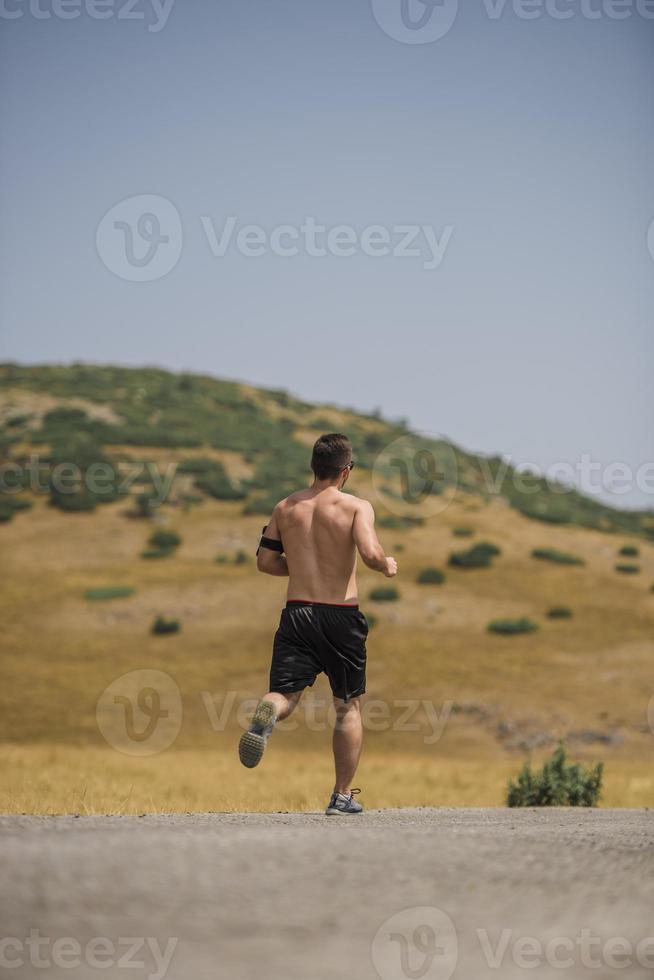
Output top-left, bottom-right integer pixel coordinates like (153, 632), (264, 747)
(1, 0), (653, 507)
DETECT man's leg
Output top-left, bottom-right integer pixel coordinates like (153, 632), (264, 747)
(332, 697), (362, 796)
(261, 689), (302, 722)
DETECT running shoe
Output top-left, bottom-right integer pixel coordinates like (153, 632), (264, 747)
(238, 700), (276, 768)
(325, 788), (363, 815)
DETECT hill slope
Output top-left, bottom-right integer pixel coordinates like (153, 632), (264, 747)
(1, 361), (652, 533)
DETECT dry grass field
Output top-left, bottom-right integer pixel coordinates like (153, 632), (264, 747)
(2, 455), (654, 813)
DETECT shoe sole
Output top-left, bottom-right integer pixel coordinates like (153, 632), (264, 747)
(325, 807), (363, 816)
(238, 701), (276, 768)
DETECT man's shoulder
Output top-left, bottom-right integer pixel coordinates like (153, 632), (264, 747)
(341, 493), (373, 515)
(274, 489), (309, 514)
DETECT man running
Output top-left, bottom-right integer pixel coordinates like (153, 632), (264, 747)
(238, 433), (398, 815)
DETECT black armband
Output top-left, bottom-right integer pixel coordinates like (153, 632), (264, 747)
(257, 526), (284, 556)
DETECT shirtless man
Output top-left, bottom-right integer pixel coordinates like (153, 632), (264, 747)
(238, 433), (398, 815)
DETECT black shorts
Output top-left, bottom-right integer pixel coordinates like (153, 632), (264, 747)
(269, 600), (368, 703)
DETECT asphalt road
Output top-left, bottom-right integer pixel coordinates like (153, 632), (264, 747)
(1, 809), (653, 980)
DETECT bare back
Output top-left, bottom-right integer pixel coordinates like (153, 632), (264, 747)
(274, 488), (360, 603)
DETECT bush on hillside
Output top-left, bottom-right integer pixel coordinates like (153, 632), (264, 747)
(131, 490), (161, 518)
(615, 563), (640, 574)
(452, 527), (474, 537)
(176, 457), (220, 474)
(487, 617), (538, 635)
(0, 496), (33, 523)
(50, 488), (97, 512)
(369, 586), (400, 602)
(47, 434), (121, 511)
(151, 616), (181, 635)
(193, 460), (245, 501)
(531, 548), (585, 566)
(507, 743), (603, 807)
(378, 514), (425, 529)
(618, 544), (639, 557)
(149, 529), (181, 551)
(417, 567), (446, 585)
(449, 542), (501, 569)
(546, 606), (573, 619)
(85, 586), (135, 601)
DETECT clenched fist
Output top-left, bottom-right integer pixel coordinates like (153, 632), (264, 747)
(384, 557), (398, 578)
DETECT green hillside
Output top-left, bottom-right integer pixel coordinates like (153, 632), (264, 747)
(1, 362), (652, 536)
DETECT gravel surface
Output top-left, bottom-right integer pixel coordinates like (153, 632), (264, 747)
(1, 808), (653, 980)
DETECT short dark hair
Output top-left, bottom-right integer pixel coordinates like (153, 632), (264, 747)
(311, 433), (352, 480)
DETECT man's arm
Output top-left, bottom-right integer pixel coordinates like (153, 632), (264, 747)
(353, 500), (397, 577)
(256, 506), (289, 577)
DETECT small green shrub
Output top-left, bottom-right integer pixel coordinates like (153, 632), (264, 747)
(615, 563), (640, 574)
(148, 529), (181, 551)
(618, 544), (639, 557)
(181, 493), (204, 505)
(215, 554), (229, 564)
(417, 567), (446, 585)
(449, 542), (500, 569)
(132, 491), (161, 518)
(176, 457), (219, 474)
(452, 527), (474, 537)
(507, 743), (603, 807)
(0, 496), (33, 523)
(369, 586), (400, 602)
(151, 616), (181, 635)
(85, 586), (135, 601)
(195, 463), (245, 501)
(546, 606), (572, 619)
(234, 549), (249, 565)
(487, 617), (538, 635)
(364, 613), (377, 630)
(531, 548), (585, 566)
(49, 489), (97, 512)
